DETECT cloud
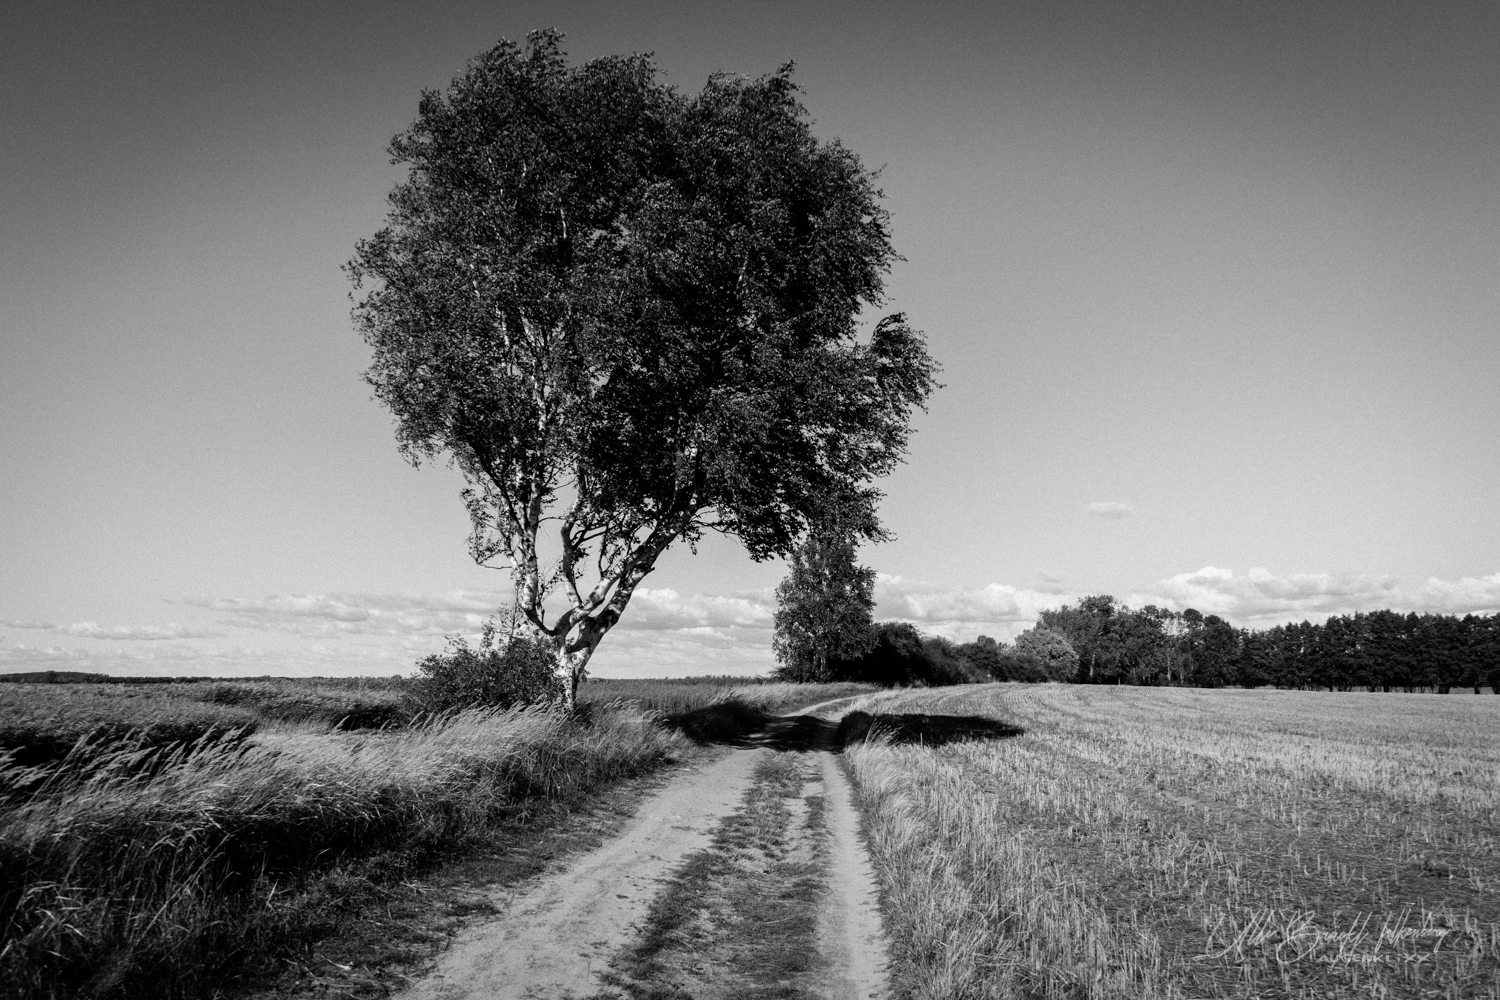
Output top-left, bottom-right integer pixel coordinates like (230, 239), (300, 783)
(1128, 567), (1500, 625)
(183, 592), (499, 638)
(872, 574), (1080, 641)
(181, 588), (777, 640)
(1087, 502), (1132, 519)
(0, 620), (223, 640)
(60, 622), (226, 640)
(617, 588), (774, 632)
(0, 639), (398, 676)
(586, 625), (775, 678)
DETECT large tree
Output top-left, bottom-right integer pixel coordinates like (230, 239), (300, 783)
(348, 31), (936, 706)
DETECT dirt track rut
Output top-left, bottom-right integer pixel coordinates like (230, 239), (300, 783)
(398, 723), (890, 999)
(403, 749), (763, 999)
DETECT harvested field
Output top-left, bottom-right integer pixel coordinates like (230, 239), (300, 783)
(841, 684), (1500, 999)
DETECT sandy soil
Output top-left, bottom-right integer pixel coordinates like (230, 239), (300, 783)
(816, 752), (892, 1000)
(396, 708), (894, 1000)
(401, 748), (763, 1000)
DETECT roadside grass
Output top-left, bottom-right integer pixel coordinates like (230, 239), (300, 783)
(602, 752), (829, 999)
(0, 704), (684, 1000)
(844, 684), (1500, 999)
(233, 758), (696, 1000)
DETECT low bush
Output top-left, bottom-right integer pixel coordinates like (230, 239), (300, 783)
(407, 623), (562, 712)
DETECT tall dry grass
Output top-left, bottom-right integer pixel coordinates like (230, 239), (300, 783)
(0, 704), (682, 999)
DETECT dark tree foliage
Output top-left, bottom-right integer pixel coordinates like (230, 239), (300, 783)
(348, 32), (937, 706)
(956, 635), (1003, 678)
(826, 621), (981, 687)
(1032, 595), (1499, 693)
(409, 621), (562, 711)
(772, 534), (877, 682)
(1012, 627), (1081, 681)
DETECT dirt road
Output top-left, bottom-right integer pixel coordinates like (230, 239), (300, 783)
(399, 719), (890, 1000)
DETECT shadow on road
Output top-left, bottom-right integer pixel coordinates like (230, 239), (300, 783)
(664, 703), (1024, 752)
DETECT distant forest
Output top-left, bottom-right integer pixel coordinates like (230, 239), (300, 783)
(813, 598), (1500, 693)
(974, 597), (1500, 693)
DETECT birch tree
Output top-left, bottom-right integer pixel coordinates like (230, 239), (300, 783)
(347, 31), (937, 707)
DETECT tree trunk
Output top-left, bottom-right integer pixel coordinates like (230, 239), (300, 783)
(553, 638), (599, 712)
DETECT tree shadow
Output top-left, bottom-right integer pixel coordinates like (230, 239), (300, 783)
(663, 703), (1023, 753)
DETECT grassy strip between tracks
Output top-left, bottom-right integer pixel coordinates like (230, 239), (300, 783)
(600, 752), (829, 1000)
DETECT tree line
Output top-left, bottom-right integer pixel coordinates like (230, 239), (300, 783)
(1033, 596), (1500, 693)
(771, 538), (1500, 692)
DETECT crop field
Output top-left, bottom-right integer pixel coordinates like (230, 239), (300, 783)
(842, 684), (1500, 999)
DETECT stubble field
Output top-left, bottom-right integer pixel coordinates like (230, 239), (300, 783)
(842, 684), (1500, 999)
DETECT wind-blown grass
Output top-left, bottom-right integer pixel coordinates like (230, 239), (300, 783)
(0, 704), (682, 999)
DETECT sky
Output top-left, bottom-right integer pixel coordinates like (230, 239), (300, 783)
(2, 0), (1497, 678)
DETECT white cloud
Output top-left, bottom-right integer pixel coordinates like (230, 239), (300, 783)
(0, 640), (396, 676)
(0, 620), (224, 641)
(60, 622), (226, 641)
(1409, 573), (1500, 615)
(586, 625), (774, 678)
(618, 588), (775, 631)
(1128, 567), (1500, 625)
(873, 574), (1080, 642)
(1087, 502), (1132, 519)
(183, 592), (498, 638)
(181, 588), (776, 640)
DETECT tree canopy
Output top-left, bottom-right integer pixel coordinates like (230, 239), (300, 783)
(772, 533), (877, 681)
(347, 31), (937, 704)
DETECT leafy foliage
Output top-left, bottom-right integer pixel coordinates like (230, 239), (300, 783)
(1012, 627), (1080, 682)
(826, 621), (983, 687)
(409, 622), (562, 711)
(772, 534), (877, 681)
(1037, 596), (1500, 692)
(347, 31), (937, 705)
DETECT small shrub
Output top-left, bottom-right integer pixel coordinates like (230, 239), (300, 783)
(408, 622), (562, 712)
